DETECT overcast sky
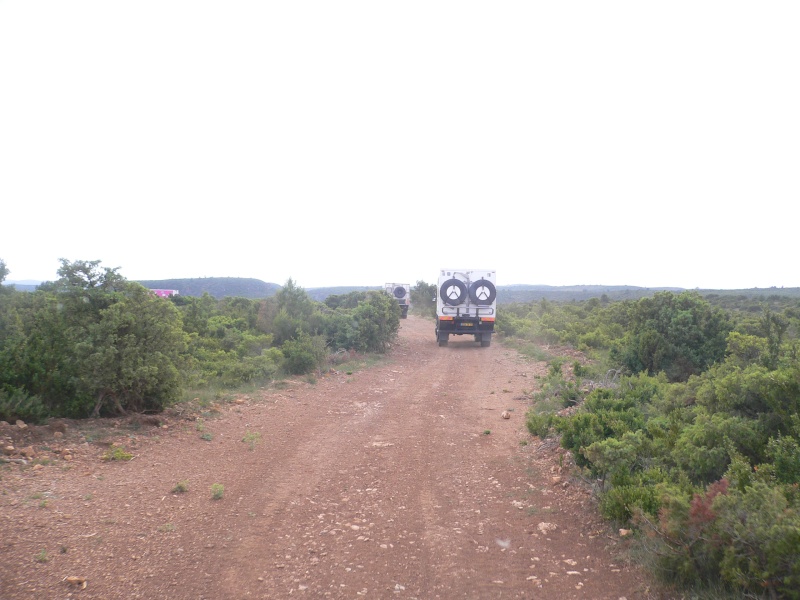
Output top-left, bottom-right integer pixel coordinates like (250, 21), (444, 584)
(2, 1), (798, 290)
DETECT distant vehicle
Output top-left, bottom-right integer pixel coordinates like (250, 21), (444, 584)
(435, 269), (496, 347)
(384, 283), (411, 318)
(150, 289), (179, 298)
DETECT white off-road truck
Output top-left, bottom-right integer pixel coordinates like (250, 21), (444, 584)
(435, 269), (496, 347)
(384, 283), (411, 318)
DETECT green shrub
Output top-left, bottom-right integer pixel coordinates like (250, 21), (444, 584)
(600, 483), (659, 523)
(281, 331), (327, 375)
(0, 388), (47, 423)
(714, 482), (800, 598)
(526, 412), (555, 439)
(765, 435), (800, 485)
(101, 446), (133, 461)
(210, 483), (224, 500)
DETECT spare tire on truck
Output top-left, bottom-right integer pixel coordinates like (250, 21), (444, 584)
(468, 279), (496, 305)
(439, 279), (467, 306)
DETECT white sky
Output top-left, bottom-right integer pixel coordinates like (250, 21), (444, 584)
(1, 1), (798, 290)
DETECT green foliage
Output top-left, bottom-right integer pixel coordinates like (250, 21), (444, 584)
(0, 258), (11, 293)
(616, 291), (731, 382)
(600, 482), (659, 523)
(766, 433), (800, 485)
(0, 261), (188, 418)
(101, 446), (133, 461)
(410, 280), (437, 319)
(672, 411), (764, 483)
(503, 292), (800, 597)
(526, 412), (555, 438)
(74, 282), (188, 416)
(352, 291), (400, 353)
(210, 483), (224, 500)
(324, 290), (367, 310)
(713, 482), (800, 598)
(242, 430), (261, 451)
(281, 331), (327, 375)
(0, 388), (47, 423)
(1, 266), (399, 422)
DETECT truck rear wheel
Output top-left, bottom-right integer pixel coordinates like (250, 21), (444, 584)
(480, 333), (492, 347)
(437, 332), (449, 347)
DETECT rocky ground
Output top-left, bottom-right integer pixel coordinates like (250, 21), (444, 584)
(1, 315), (670, 599)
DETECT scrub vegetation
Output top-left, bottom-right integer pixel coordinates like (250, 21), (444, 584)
(502, 291), (800, 598)
(0, 258), (400, 421)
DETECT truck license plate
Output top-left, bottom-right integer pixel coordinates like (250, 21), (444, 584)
(461, 322), (474, 327)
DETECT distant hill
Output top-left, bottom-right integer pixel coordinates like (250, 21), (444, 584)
(497, 284), (685, 303)
(2, 281), (39, 292)
(7, 278), (800, 304)
(304, 286), (381, 302)
(135, 278), (282, 300)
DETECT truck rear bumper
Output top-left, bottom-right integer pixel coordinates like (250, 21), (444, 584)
(437, 317), (494, 335)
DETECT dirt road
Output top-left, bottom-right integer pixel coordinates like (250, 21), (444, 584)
(1, 316), (656, 599)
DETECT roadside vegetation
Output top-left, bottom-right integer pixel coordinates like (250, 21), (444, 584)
(0, 258), (400, 422)
(500, 291), (800, 598)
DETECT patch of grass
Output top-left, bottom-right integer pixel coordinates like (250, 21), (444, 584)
(503, 339), (553, 362)
(242, 430), (261, 451)
(483, 430), (492, 435)
(38, 499), (48, 508)
(210, 483), (224, 500)
(172, 480), (189, 493)
(34, 549), (48, 563)
(200, 432), (213, 442)
(195, 419), (205, 432)
(158, 522), (175, 533)
(329, 353), (384, 375)
(81, 426), (112, 444)
(101, 446), (133, 461)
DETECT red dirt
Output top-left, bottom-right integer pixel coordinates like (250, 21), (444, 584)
(1, 316), (666, 599)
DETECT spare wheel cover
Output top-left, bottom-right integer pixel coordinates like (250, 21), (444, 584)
(440, 279), (467, 306)
(468, 279), (496, 305)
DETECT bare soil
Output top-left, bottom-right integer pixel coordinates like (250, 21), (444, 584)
(1, 316), (667, 599)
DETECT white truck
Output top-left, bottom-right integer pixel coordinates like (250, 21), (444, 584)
(384, 283), (411, 318)
(435, 269), (496, 347)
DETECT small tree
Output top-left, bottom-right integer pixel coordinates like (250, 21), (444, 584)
(0, 258), (9, 288)
(411, 280), (436, 319)
(73, 282), (187, 416)
(354, 291), (399, 353)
